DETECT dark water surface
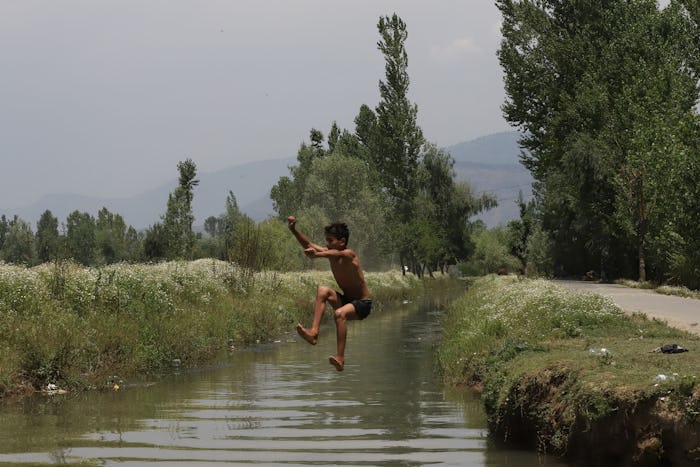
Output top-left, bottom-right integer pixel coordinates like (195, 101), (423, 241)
(0, 297), (568, 466)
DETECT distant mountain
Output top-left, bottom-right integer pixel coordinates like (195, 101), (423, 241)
(448, 131), (523, 165)
(2, 132), (532, 230)
(5, 157), (295, 230)
(188, 157), (296, 224)
(446, 131), (533, 226)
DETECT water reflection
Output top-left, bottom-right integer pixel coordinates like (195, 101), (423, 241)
(0, 295), (568, 466)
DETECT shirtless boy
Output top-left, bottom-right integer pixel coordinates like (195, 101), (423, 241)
(287, 216), (372, 371)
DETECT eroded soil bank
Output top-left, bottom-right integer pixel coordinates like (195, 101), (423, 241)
(490, 366), (700, 466)
(438, 276), (700, 466)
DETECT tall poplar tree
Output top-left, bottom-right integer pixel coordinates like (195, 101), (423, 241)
(0, 215), (7, 251)
(269, 14), (494, 273)
(374, 13), (424, 221)
(163, 158), (199, 259)
(36, 209), (60, 263)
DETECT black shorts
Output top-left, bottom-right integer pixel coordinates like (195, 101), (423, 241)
(338, 292), (372, 320)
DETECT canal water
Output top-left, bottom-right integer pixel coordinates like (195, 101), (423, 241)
(0, 297), (568, 466)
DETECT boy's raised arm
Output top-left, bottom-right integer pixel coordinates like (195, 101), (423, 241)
(287, 216), (325, 252)
(310, 248), (355, 260)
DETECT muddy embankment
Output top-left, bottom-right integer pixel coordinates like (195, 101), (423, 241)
(491, 366), (700, 466)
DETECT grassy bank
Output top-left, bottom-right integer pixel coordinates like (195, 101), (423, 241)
(438, 275), (700, 465)
(616, 278), (700, 300)
(0, 260), (426, 399)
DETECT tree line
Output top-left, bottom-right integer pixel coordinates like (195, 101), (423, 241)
(3, 6), (697, 290)
(0, 14), (496, 276)
(0, 159), (200, 266)
(0, 156), (308, 271)
(270, 14), (496, 276)
(497, 0), (700, 289)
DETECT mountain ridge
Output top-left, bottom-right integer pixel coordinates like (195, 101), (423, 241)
(3, 131), (531, 229)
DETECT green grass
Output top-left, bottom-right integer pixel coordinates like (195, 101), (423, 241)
(0, 259), (430, 399)
(616, 278), (700, 299)
(438, 275), (700, 461)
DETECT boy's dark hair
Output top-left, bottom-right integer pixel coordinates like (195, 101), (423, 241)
(325, 222), (350, 245)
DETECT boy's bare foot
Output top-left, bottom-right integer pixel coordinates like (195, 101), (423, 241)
(328, 355), (344, 372)
(296, 323), (318, 345)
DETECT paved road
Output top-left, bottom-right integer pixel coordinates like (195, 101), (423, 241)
(556, 280), (700, 335)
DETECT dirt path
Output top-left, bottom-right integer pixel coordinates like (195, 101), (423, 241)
(556, 280), (700, 336)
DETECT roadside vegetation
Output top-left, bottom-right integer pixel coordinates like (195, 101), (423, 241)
(438, 275), (700, 464)
(0, 260), (429, 400)
(616, 279), (700, 300)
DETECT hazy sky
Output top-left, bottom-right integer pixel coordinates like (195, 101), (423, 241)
(1, 1), (511, 208)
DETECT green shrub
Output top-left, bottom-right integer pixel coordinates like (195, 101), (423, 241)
(0, 261), (425, 398)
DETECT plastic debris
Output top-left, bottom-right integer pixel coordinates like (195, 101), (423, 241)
(653, 373), (679, 387)
(650, 343), (689, 354)
(108, 376), (123, 391)
(42, 383), (68, 395)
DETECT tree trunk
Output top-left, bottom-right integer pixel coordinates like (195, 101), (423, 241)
(637, 177), (647, 283)
(638, 237), (647, 282)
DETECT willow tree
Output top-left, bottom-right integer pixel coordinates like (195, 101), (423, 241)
(2, 217), (36, 265)
(413, 143), (497, 275)
(497, 0), (699, 282)
(271, 128), (328, 221)
(65, 211), (96, 266)
(95, 207), (132, 264)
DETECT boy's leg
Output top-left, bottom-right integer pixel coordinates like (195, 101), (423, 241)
(329, 304), (359, 371)
(297, 286), (341, 345)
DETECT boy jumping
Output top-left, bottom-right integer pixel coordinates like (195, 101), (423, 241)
(287, 216), (372, 371)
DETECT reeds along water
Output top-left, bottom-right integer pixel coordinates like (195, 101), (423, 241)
(0, 260), (428, 397)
